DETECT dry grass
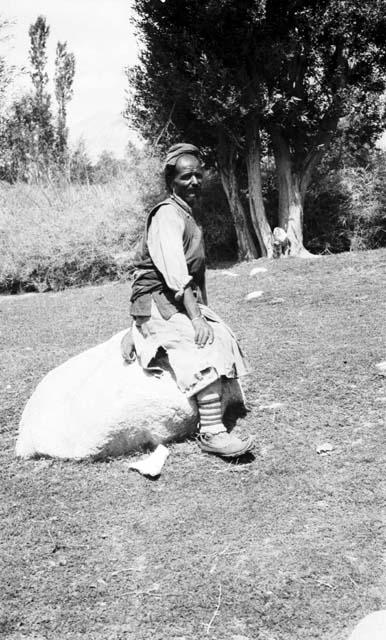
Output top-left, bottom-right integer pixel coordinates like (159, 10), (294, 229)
(0, 248), (385, 640)
(0, 159), (163, 294)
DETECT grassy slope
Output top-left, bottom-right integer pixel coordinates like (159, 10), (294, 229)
(0, 249), (385, 640)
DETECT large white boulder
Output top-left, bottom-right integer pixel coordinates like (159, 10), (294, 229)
(348, 610), (386, 640)
(15, 330), (245, 460)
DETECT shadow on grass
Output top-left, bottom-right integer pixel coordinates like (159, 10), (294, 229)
(227, 450), (256, 465)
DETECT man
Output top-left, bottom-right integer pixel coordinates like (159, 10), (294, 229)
(122, 143), (253, 458)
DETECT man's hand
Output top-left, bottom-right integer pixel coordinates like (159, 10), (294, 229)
(192, 316), (214, 348)
(120, 329), (136, 363)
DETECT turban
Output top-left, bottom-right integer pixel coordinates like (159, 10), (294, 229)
(164, 143), (200, 169)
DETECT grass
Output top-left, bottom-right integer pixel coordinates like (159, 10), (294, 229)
(1, 248), (385, 640)
(0, 170), (236, 295)
(0, 157), (163, 294)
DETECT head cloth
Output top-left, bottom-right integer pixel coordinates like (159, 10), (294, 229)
(164, 143), (200, 169)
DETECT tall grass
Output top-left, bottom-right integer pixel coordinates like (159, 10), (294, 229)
(0, 156), (164, 293)
(0, 159), (238, 294)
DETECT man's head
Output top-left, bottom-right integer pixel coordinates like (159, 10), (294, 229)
(164, 143), (203, 206)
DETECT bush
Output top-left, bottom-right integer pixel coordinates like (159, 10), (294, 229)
(304, 151), (386, 253)
(0, 151), (239, 294)
(0, 149), (164, 293)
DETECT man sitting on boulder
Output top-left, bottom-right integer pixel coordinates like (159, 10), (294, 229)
(121, 143), (253, 458)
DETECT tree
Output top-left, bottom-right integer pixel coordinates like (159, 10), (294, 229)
(93, 150), (127, 183)
(28, 15), (55, 174)
(0, 95), (36, 182)
(257, 0), (386, 255)
(70, 139), (93, 184)
(0, 18), (13, 173)
(126, 0), (269, 259)
(0, 18), (13, 114)
(127, 0), (386, 258)
(0, 16), (78, 182)
(54, 41), (75, 161)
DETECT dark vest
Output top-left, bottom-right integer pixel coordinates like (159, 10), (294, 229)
(130, 196), (206, 319)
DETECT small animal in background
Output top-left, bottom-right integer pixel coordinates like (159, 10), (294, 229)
(347, 610), (386, 640)
(273, 227), (291, 258)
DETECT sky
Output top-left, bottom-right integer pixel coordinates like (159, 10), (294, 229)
(0, 0), (140, 159)
(1, 2), (385, 156)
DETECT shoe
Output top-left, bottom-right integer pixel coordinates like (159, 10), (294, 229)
(198, 431), (254, 458)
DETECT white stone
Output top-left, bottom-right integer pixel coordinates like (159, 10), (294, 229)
(15, 330), (244, 460)
(249, 267), (267, 277)
(375, 361), (386, 376)
(347, 610), (386, 640)
(316, 442), (334, 455)
(245, 291), (263, 301)
(258, 402), (283, 410)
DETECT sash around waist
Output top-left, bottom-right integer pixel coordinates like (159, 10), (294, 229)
(130, 283), (201, 320)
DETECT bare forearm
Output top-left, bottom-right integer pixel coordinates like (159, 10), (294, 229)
(183, 286), (202, 319)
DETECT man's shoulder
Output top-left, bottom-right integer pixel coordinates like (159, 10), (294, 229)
(150, 199), (185, 225)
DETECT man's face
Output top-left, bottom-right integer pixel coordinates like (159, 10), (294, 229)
(172, 155), (203, 205)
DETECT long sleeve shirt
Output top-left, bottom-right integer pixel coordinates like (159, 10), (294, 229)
(147, 203), (193, 300)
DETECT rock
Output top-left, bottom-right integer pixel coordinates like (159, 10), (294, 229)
(15, 330), (245, 460)
(249, 267), (267, 277)
(258, 402), (283, 410)
(375, 361), (386, 376)
(347, 610), (386, 640)
(245, 291), (263, 301)
(316, 442), (334, 455)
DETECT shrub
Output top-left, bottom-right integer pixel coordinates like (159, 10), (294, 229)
(0, 150), (239, 294)
(304, 151), (386, 253)
(0, 150), (164, 293)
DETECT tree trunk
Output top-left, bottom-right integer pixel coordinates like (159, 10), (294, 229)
(271, 128), (314, 258)
(245, 118), (273, 258)
(217, 135), (259, 260)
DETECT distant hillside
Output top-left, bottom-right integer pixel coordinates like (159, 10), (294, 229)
(68, 110), (142, 160)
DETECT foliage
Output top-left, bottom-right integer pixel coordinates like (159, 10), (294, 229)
(342, 158), (386, 251)
(199, 172), (238, 262)
(0, 15), (75, 183)
(302, 150), (386, 253)
(0, 142), (240, 294)
(126, 0), (266, 152)
(54, 41), (75, 160)
(0, 147), (163, 293)
(68, 139), (94, 184)
(0, 93), (55, 182)
(92, 150), (128, 184)
(0, 180), (140, 293)
(28, 16), (55, 169)
(261, 1), (386, 148)
(0, 18), (14, 113)
(127, 0), (386, 255)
